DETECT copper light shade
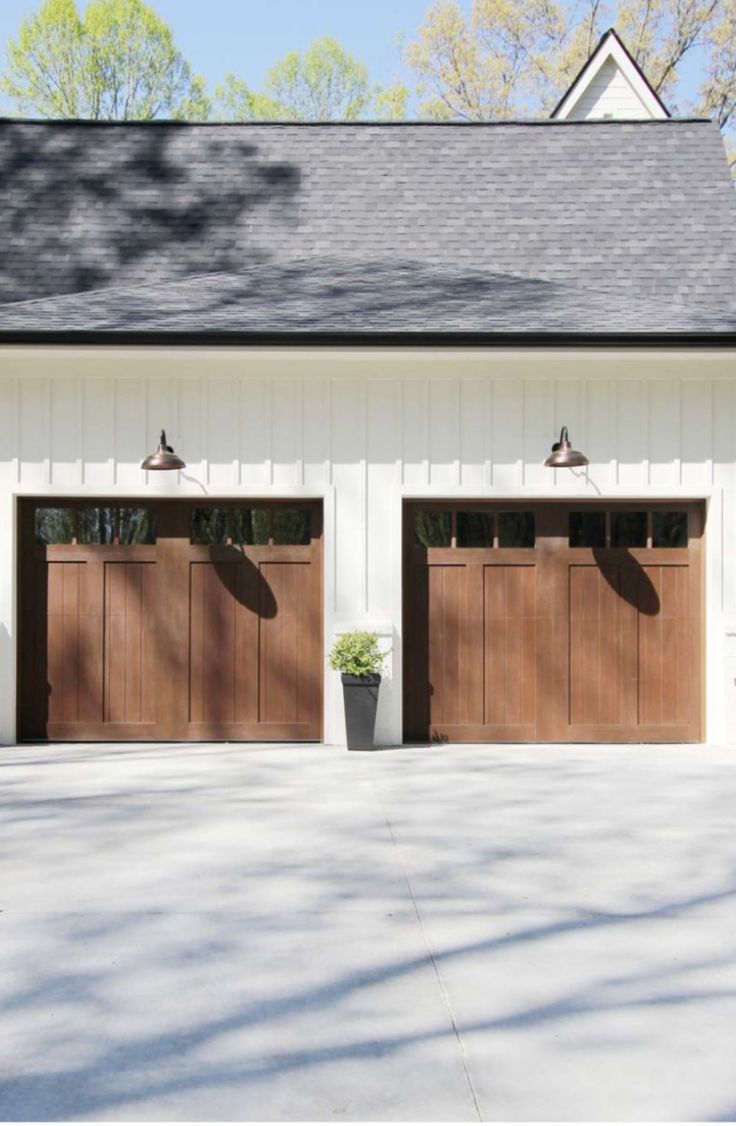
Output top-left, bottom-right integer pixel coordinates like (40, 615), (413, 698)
(141, 430), (186, 471)
(544, 426), (588, 469)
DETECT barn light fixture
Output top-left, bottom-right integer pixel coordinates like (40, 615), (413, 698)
(544, 426), (588, 469)
(141, 430), (186, 471)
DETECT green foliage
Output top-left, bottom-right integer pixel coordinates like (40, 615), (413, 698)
(262, 36), (371, 120)
(212, 73), (281, 121)
(1, 0), (209, 119)
(698, 0), (736, 134)
(329, 631), (386, 677)
(374, 81), (411, 120)
(213, 35), (376, 121)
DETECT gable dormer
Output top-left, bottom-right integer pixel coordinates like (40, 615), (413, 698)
(551, 28), (670, 121)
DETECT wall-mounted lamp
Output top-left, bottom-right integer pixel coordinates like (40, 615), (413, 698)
(141, 430), (186, 471)
(544, 426), (588, 469)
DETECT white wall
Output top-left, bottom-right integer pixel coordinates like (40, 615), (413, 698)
(565, 56), (652, 120)
(0, 345), (734, 746)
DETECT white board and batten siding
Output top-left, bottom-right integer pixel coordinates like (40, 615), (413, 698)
(562, 56), (653, 120)
(0, 346), (734, 746)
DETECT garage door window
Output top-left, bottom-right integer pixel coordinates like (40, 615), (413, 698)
(569, 511), (605, 547)
(611, 511), (647, 547)
(653, 511), (688, 547)
(457, 512), (493, 547)
(414, 511), (451, 547)
(569, 509), (690, 549)
(35, 507), (75, 544)
(191, 506), (312, 545)
(498, 511), (535, 547)
(35, 505), (156, 544)
(417, 509), (535, 548)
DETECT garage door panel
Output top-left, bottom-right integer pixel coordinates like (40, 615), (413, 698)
(104, 562), (156, 724)
(413, 558), (538, 740)
(426, 564), (489, 729)
(639, 565), (692, 728)
(189, 562), (244, 725)
(460, 564), (484, 726)
(260, 561), (319, 727)
(46, 562), (104, 725)
(484, 565), (536, 728)
(569, 565), (637, 728)
(428, 565), (461, 726)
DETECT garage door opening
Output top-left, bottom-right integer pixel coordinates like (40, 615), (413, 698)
(403, 501), (704, 743)
(18, 499), (323, 742)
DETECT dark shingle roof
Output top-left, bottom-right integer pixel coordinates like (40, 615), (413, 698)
(0, 118), (734, 337)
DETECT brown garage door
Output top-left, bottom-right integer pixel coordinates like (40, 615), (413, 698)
(18, 500), (323, 741)
(404, 502), (704, 743)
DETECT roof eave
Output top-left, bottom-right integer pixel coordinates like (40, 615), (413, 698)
(0, 330), (734, 348)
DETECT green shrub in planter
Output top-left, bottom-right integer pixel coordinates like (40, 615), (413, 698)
(329, 632), (387, 750)
(328, 631), (385, 677)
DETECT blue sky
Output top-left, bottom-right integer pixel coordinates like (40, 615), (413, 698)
(0, 0), (706, 111)
(0, 0), (429, 92)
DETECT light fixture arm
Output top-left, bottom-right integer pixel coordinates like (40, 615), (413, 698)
(551, 426), (569, 452)
(141, 428), (186, 472)
(544, 424), (588, 469)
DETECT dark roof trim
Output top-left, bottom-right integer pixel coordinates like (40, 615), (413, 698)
(550, 28), (671, 120)
(0, 114), (698, 130)
(0, 331), (733, 348)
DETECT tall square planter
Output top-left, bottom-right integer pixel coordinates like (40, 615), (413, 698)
(341, 673), (381, 750)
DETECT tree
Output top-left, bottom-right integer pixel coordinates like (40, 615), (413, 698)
(698, 0), (736, 166)
(405, 0), (570, 120)
(214, 36), (373, 121)
(1, 0), (209, 120)
(615, 0), (720, 99)
(405, 0), (729, 117)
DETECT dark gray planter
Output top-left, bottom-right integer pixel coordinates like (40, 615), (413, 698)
(341, 673), (381, 750)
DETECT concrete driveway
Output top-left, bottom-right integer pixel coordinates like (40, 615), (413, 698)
(1, 741), (735, 1122)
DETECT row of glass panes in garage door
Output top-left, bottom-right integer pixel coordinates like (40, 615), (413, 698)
(414, 510), (689, 548)
(34, 506), (312, 545)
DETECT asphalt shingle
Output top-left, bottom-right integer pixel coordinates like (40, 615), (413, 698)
(0, 118), (734, 336)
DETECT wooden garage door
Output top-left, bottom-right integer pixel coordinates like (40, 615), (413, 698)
(403, 502), (703, 743)
(18, 500), (323, 742)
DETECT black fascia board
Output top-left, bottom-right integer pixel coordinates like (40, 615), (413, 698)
(0, 330), (734, 347)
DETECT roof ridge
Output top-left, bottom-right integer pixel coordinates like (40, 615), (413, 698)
(0, 116), (713, 129)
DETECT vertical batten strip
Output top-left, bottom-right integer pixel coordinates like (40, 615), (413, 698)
(676, 377), (683, 488)
(112, 377), (118, 486)
(235, 375), (242, 486)
(707, 378), (714, 487)
(643, 378), (651, 487)
(14, 376), (20, 486)
(266, 376), (274, 487)
(454, 376), (461, 486)
(610, 380), (618, 486)
(361, 378), (368, 617)
(77, 376), (84, 486)
(486, 378), (493, 487)
(519, 379), (526, 487)
(202, 375), (210, 488)
(45, 376), (52, 486)
(423, 378), (430, 486)
(297, 379), (305, 487)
